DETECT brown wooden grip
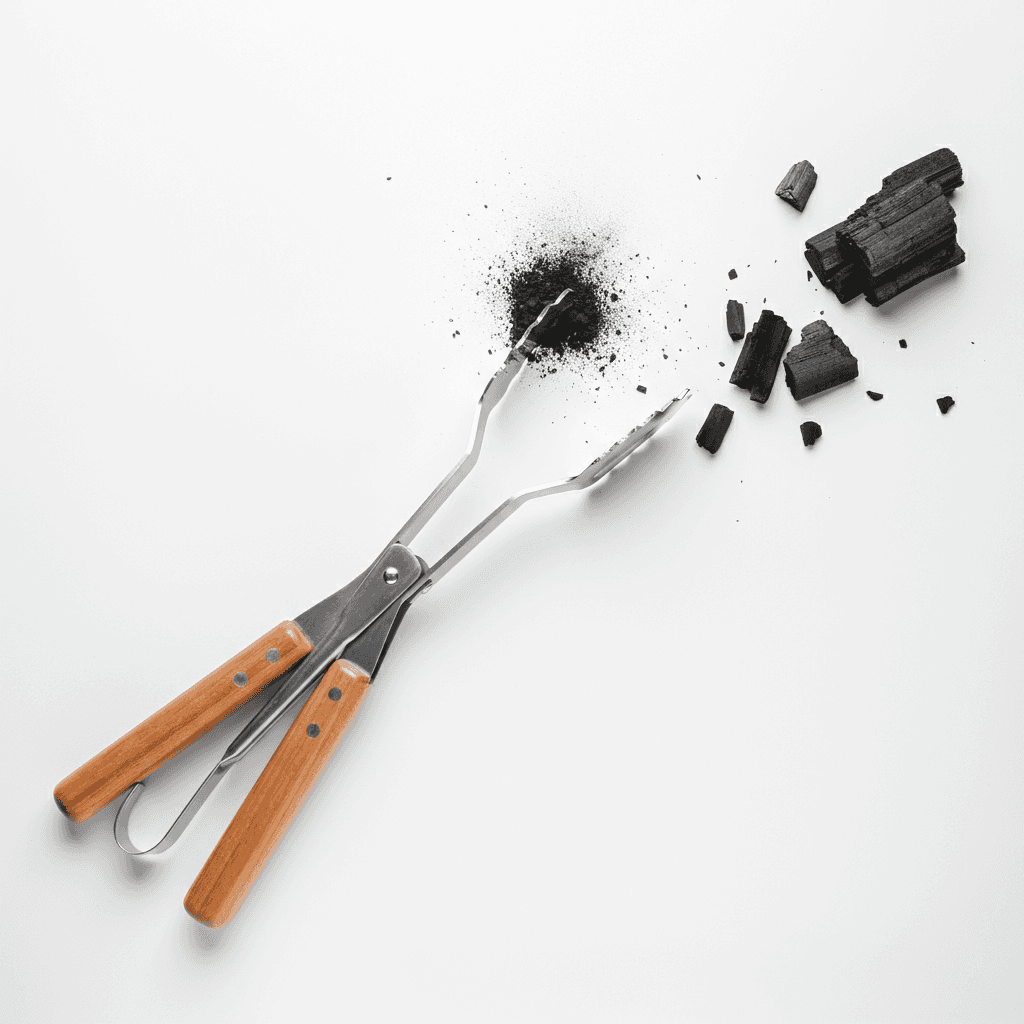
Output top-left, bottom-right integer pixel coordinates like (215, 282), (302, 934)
(184, 659), (370, 928)
(53, 621), (313, 822)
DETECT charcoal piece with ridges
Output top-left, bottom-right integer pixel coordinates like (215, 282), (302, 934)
(726, 299), (745, 341)
(695, 404), (734, 454)
(867, 391), (883, 401)
(880, 147), (963, 197)
(839, 180), (957, 282)
(800, 421), (822, 447)
(730, 309), (792, 404)
(775, 160), (817, 212)
(937, 395), (955, 414)
(864, 241), (966, 306)
(783, 320), (859, 400)
(803, 147), (963, 305)
(804, 224), (865, 303)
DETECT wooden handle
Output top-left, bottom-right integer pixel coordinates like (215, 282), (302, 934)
(184, 659), (370, 928)
(53, 621), (313, 822)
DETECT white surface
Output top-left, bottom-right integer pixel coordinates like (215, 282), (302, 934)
(2, 2), (1023, 1021)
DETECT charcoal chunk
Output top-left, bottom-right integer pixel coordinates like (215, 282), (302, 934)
(695, 404), (734, 454)
(864, 241), (965, 306)
(937, 395), (955, 414)
(867, 391), (883, 401)
(726, 299), (745, 341)
(729, 309), (792, 404)
(728, 268), (738, 280)
(783, 320), (858, 400)
(804, 224), (865, 303)
(800, 421), (822, 447)
(899, 338), (908, 348)
(880, 147), (963, 196)
(636, 384), (647, 394)
(775, 160), (817, 212)
(803, 148), (964, 306)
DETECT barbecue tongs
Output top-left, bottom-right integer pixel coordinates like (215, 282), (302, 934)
(54, 290), (690, 927)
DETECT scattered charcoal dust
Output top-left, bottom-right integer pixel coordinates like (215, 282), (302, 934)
(475, 231), (675, 380)
(506, 251), (608, 358)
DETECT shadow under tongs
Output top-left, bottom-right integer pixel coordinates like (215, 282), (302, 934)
(183, 915), (228, 954)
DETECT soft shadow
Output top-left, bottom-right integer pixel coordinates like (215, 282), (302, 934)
(181, 915), (231, 956)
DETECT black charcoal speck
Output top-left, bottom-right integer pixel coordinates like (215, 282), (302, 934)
(937, 395), (955, 414)
(807, 270), (813, 281)
(867, 391), (883, 401)
(899, 338), (908, 349)
(718, 361), (725, 367)
(728, 269), (738, 280)
(800, 421), (822, 447)
(637, 385), (647, 394)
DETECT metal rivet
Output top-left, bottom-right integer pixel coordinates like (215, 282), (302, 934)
(328, 687), (342, 701)
(383, 566), (399, 585)
(233, 672), (248, 687)
(266, 648), (280, 663)
(307, 723), (320, 738)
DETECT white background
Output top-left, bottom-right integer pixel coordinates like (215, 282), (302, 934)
(2, 2), (1022, 1021)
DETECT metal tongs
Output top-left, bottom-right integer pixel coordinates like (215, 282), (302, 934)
(54, 290), (690, 926)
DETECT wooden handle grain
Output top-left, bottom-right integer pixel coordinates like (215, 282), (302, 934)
(184, 659), (370, 928)
(53, 621), (313, 822)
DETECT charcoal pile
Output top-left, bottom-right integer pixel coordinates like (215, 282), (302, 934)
(804, 148), (965, 306)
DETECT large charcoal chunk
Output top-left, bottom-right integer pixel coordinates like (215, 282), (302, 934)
(783, 320), (859, 400)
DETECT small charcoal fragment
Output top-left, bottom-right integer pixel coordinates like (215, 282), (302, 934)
(730, 309), (792, 404)
(728, 268), (738, 280)
(807, 270), (813, 282)
(800, 421), (822, 447)
(937, 395), (955, 414)
(775, 160), (817, 212)
(867, 391), (883, 401)
(899, 338), (907, 348)
(783, 320), (858, 400)
(726, 299), (745, 341)
(695, 404), (734, 454)
(637, 384), (647, 394)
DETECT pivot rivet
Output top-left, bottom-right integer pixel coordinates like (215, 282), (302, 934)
(266, 648), (280, 663)
(233, 672), (248, 687)
(328, 687), (342, 701)
(383, 567), (399, 585)
(307, 724), (320, 738)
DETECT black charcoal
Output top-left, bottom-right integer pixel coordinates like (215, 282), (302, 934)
(726, 299), (745, 341)
(695, 404), (734, 454)
(803, 148), (964, 306)
(863, 240), (965, 306)
(899, 338), (907, 348)
(730, 309), (792, 404)
(783, 320), (858, 400)
(775, 160), (817, 212)
(880, 147), (963, 196)
(937, 395), (955, 414)
(800, 421), (822, 447)
(728, 268), (738, 280)
(637, 384), (647, 394)
(867, 391), (883, 401)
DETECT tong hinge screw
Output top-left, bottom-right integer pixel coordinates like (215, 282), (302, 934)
(328, 687), (342, 701)
(306, 724), (321, 738)
(233, 672), (248, 687)
(266, 648), (280, 663)
(383, 567), (399, 585)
